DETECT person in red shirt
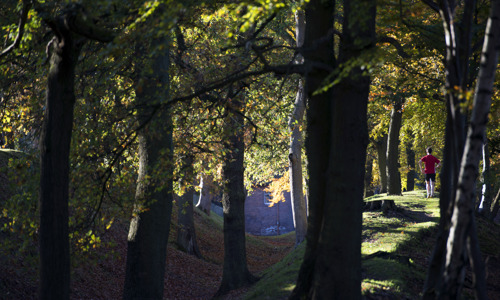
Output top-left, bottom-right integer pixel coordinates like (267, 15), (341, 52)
(418, 147), (441, 198)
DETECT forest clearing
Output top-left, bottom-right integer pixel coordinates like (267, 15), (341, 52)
(2, 191), (500, 299)
(1, 0), (499, 299)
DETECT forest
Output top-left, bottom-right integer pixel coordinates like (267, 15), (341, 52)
(0, 0), (499, 299)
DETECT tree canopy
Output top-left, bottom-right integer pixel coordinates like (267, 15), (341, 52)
(0, 0), (499, 298)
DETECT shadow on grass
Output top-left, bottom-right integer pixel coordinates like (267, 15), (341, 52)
(362, 217), (438, 299)
(245, 191), (440, 299)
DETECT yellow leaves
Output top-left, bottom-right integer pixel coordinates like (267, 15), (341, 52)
(447, 85), (474, 110)
(105, 217), (114, 230)
(382, 104), (393, 111)
(1, 110), (13, 129)
(74, 230), (103, 252)
(264, 170), (290, 207)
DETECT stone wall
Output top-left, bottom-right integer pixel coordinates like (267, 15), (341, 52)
(244, 187), (295, 236)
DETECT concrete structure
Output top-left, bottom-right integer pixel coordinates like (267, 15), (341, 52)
(208, 187), (295, 236)
(244, 187), (295, 236)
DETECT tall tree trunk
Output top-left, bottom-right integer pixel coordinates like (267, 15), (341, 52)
(423, 102), (459, 298)
(290, 0), (334, 297)
(176, 154), (201, 257)
(422, 0), (480, 297)
(38, 7), (114, 299)
(478, 141), (493, 218)
(383, 99), (403, 212)
(288, 9), (307, 246)
(39, 19), (82, 300)
(215, 85), (257, 296)
(364, 154), (374, 198)
(441, 0), (499, 297)
(386, 99), (403, 196)
(195, 174), (212, 215)
(490, 187), (500, 221)
(405, 134), (415, 191)
(375, 134), (388, 193)
(291, 0), (374, 297)
(123, 31), (173, 300)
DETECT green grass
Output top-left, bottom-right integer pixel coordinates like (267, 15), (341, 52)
(244, 242), (305, 300)
(245, 190), (441, 299)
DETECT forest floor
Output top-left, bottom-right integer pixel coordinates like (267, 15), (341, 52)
(0, 205), (296, 300)
(1, 190), (500, 299)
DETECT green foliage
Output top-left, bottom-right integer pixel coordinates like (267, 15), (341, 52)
(1, 0), (499, 296)
(0, 150), (39, 271)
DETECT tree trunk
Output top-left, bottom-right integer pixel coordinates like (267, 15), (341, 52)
(291, 0), (374, 297)
(123, 32), (173, 300)
(290, 0), (334, 297)
(423, 101), (459, 299)
(441, 1), (498, 296)
(405, 135), (415, 191)
(195, 174), (212, 215)
(215, 85), (257, 296)
(421, 2), (472, 288)
(422, 0), (495, 297)
(478, 141), (493, 218)
(288, 9), (307, 246)
(375, 134), (388, 193)
(39, 18), (82, 300)
(386, 99), (403, 196)
(176, 154), (201, 257)
(490, 187), (500, 221)
(177, 154), (201, 258)
(364, 154), (374, 198)
(37, 7), (115, 298)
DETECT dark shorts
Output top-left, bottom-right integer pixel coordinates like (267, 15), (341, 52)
(425, 173), (436, 182)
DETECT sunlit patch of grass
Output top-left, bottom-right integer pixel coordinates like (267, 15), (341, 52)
(362, 278), (403, 295)
(361, 191), (440, 299)
(243, 242), (305, 300)
(245, 190), (440, 299)
(281, 283), (295, 292)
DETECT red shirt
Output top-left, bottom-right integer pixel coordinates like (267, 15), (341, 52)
(421, 155), (440, 174)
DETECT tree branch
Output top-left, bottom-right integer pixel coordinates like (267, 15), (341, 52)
(421, 0), (440, 13)
(65, 4), (116, 42)
(0, 0), (32, 59)
(377, 36), (410, 58)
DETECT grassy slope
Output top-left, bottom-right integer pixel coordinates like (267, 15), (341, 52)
(244, 190), (500, 299)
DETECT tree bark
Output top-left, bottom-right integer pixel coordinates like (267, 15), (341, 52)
(176, 154), (201, 257)
(364, 154), (374, 198)
(215, 85), (257, 296)
(490, 187), (500, 221)
(38, 6), (114, 299)
(422, 0), (474, 295)
(195, 174), (212, 215)
(441, 0), (499, 296)
(478, 141), (493, 218)
(39, 18), (81, 300)
(386, 99), (403, 196)
(123, 28), (173, 300)
(423, 101), (459, 299)
(405, 134), (416, 191)
(290, 1), (334, 297)
(291, 0), (374, 297)
(375, 134), (388, 193)
(288, 9), (307, 246)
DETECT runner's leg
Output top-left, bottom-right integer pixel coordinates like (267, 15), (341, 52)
(426, 180), (430, 198)
(430, 179), (435, 197)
